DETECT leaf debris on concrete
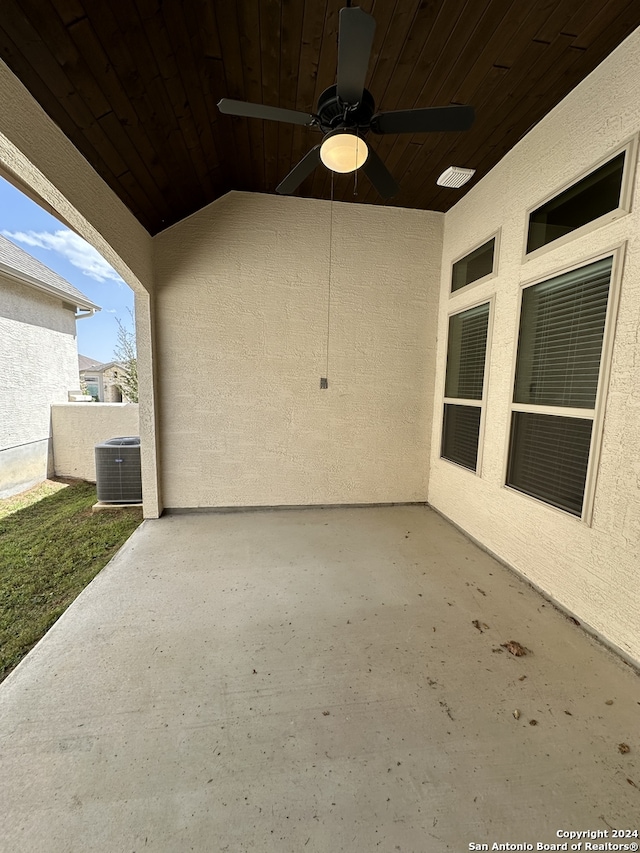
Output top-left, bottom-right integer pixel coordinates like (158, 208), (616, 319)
(501, 640), (528, 656)
(618, 743), (630, 754)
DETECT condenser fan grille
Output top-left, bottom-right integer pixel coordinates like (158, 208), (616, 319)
(95, 436), (142, 504)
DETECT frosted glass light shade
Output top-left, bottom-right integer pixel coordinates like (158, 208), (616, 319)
(320, 133), (368, 173)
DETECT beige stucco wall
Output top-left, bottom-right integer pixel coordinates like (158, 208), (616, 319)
(429, 28), (640, 663)
(51, 403), (139, 482)
(0, 58), (161, 517)
(154, 192), (442, 508)
(0, 277), (78, 497)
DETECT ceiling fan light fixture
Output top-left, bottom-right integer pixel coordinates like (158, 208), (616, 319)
(437, 166), (476, 188)
(320, 131), (369, 173)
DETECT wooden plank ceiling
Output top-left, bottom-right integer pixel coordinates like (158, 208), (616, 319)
(1, 0), (639, 235)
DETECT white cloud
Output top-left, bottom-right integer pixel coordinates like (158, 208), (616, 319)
(2, 228), (124, 284)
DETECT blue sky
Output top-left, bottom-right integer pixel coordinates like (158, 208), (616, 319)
(0, 177), (134, 363)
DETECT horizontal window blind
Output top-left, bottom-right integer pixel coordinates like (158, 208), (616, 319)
(442, 302), (490, 472)
(508, 254), (615, 517)
(507, 412), (592, 516)
(442, 404), (482, 472)
(514, 257), (611, 409)
(445, 303), (490, 400)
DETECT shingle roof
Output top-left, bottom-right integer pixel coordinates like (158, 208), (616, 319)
(78, 356), (124, 373)
(0, 234), (100, 311)
(78, 354), (104, 371)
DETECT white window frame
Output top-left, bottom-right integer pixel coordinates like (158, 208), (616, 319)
(450, 229), (501, 296)
(441, 295), (495, 476)
(522, 136), (638, 263)
(503, 244), (625, 524)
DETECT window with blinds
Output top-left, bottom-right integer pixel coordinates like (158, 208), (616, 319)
(527, 152), (626, 254)
(441, 302), (491, 472)
(451, 237), (496, 292)
(507, 256), (613, 516)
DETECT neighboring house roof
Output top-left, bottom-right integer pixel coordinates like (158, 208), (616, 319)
(78, 356), (123, 374)
(78, 354), (103, 372)
(0, 233), (100, 312)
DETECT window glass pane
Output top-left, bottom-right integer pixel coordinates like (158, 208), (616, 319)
(527, 152), (625, 253)
(507, 412), (592, 516)
(441, 404), (481, 471)
(445, 303), (490, 400)
(514, 257), (611, 409)
(451, 239), (495, 292)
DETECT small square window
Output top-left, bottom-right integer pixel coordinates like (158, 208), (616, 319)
(442, 404), (482, 472)
(507, 412), (592, 516)
(451, 238), (496, 293)
(526, 152), (626, 254)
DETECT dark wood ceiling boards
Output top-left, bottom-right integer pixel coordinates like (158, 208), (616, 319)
(1, 1), (639, 234)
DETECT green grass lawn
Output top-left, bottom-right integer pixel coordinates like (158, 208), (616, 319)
(0, 480), (142, 683)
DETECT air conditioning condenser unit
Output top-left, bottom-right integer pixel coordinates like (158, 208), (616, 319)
(95, 436), (142, 503)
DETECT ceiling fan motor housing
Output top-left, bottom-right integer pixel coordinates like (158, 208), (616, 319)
(217, 6), (474, 199)
(316, 85), (375, 132)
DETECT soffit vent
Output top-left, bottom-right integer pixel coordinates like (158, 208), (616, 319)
(437, 166), (476, 188)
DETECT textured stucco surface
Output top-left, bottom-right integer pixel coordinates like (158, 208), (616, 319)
(154, 192), (442, 508)
(0, 276), (78, 496)
(0, 440), (51, 499)
(135, 289), (162, 518)
(430, 28), (640, 663)
(51, 403), (140, 482)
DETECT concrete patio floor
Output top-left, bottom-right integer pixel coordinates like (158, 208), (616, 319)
(1, 505), (639, 852)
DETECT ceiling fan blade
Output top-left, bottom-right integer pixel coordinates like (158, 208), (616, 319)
(371, 105), (475, 134)
(276, 146), (322, 194)
(218, 99), (315, 126)
(362, 147), (399, 199)
(336, 7), (376, 105)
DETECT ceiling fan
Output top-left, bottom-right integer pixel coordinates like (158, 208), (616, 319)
(218, 5), (475, 199)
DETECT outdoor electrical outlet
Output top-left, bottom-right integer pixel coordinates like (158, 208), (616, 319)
(320, 377), (328, 389)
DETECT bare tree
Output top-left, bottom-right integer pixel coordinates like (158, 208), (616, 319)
(113, 309), (138, 403)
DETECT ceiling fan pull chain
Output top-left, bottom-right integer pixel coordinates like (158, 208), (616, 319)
(325, 173), (335, 385)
